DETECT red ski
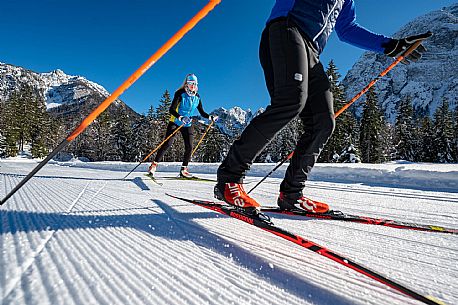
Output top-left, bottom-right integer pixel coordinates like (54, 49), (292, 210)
(166, 193), (445, 305)
(260, 207), (458, 234)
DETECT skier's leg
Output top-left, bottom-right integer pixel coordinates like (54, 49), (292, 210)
(217, 19), (309, 184)
(280, 61), (335, 194)
(178, 126), (194, 178)
(181, 126), (193, 167)
(154, 122), (179, 163)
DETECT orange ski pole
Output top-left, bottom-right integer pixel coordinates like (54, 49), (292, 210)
(0, 0), (222, 206)
(191, 120), (214, 156)
(124, 123), (184, 179)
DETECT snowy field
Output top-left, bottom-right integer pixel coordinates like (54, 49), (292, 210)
(1, 158), (457, 305)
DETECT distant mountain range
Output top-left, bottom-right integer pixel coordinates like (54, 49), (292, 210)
(1, 4), (456, 133)
(0, 62), (256, 135)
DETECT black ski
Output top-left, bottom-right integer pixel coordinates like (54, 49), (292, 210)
(144, 174), (163, 186)
(162, 176), (217, 182)
(166, 193), (445, 305)
(260, 207), (458, 235)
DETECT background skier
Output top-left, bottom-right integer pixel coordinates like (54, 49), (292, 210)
(148, 73), (218, 178)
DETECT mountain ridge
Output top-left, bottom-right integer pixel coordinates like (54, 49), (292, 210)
(342, 4), (457, 122)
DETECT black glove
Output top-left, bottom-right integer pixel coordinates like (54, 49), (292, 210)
(382, 31), (432, 64)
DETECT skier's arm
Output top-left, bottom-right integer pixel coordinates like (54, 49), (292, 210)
(335, 0), (391, 53)
(169, 91), (182, 118)
(196, 96), (210, 119)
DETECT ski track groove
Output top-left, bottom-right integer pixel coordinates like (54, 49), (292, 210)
(57, 224), (144, 305)
(2, 165), (457, 305)
(149, 198), (325, 305)
(205, 227), (417, 305)
(65, 190), (240, 304)
(1, 182), (90, 302)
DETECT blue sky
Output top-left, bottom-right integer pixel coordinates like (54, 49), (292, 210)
(1, 0), (455, 114)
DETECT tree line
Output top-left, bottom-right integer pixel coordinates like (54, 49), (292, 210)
(1, 62), (457, 164)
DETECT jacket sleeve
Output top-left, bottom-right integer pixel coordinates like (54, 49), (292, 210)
(169, 91), (182, 118)
(335, 0), (391, 53)
(196, 95), (210, 119)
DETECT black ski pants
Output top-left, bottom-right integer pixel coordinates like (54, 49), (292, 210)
(217, 18), (335, 194)
(154, 121), (193, 166)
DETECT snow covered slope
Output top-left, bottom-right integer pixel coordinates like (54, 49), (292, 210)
(1, 160), (457, 305)
(342, 4), (458, 122)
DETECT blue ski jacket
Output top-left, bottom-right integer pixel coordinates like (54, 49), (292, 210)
(169, 89), (209, 127)
(267, 0), (391, 54)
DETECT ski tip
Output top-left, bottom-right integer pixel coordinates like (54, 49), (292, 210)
(426, 295), (448, 305)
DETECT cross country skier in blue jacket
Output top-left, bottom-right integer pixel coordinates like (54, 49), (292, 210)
(148, 74), (218, 178)
(215, 0), (431, 214)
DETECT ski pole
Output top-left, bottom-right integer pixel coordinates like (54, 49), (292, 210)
(123, 124), (184, 179)
(247, 152), (293, 194)
(248, 37), (430, 194)
(334, 38), (427, 118)
(191, 120), (214, 157)
(0, 0), (222, 206)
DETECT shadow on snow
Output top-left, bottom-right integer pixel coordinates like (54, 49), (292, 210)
(1, 199), (353, 305)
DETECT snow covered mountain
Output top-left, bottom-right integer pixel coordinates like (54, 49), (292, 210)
(0, 62), (139, 121)
(0, 62), (111, 109)
(342, 4), (458, 122)
(211, 106), (264, 136)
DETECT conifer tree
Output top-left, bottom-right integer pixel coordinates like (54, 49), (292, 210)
(131, 115), (155, 161)
(338, 144), (361, 163)
(432, 99), (455, 163)
(5, 89), (27, 153)
(319, 60), (358, 162)
(111, 106), (134, 161)
(2, 84), (50, 157)
(88, 111), (113, 161)
(393, 97), (416, 161)
(359, 88), (387, 163)
(417, 115), (435, 162)
(453, 106), (458, 162)
(29, 86), (51, 158)
(0, 101), (8, 157)
(0, 131), (6, 158)
(155, 90), (172, 129)
(192, 121), (219, 162)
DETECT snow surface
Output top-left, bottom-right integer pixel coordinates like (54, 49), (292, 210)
(1, 159), (457, 305)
